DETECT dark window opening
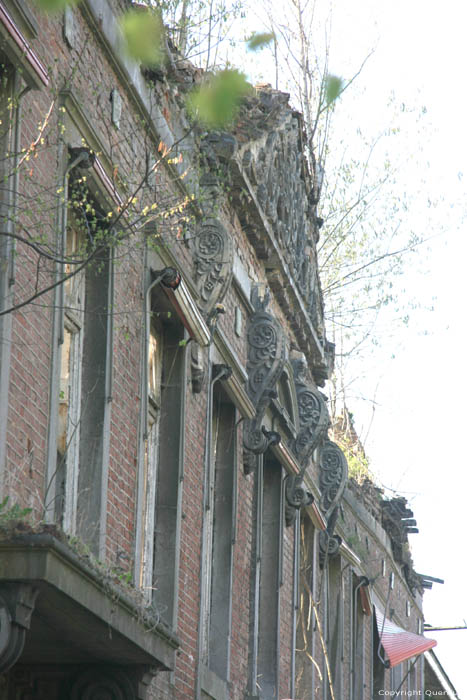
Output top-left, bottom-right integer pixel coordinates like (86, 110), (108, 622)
(257, 456), (283, 699)
(207, 387), (236, 679)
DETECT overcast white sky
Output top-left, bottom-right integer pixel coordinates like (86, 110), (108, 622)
(234, 0), (467, 694)
(328, 1), (467, 696)
(224, 0), (467, 691)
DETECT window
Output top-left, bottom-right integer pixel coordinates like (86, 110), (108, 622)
(256, 456), (283, 698)
(138, 295), (185, 626)
(390, 662), (403, 692)
(372, 613), (386, 699)
(295, 516), (316, 699)
(55, 187), (113, 555)
(352, 574), (366, 699)
(55, 218), (85, 531)
(203, 387), (237, 679)
(408, 657), (418, 692)
(140, 319), (163, 594)
(326, 557), (343, 697)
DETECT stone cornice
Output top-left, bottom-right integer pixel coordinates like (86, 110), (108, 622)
(81, 0), (198, 206)
(232, 160), (324, 365)
(0, 533), (179, 669)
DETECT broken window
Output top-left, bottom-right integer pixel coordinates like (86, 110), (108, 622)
(138, 294), (185, 627)
(352, 573), (366, 699)
(295, 516), (317, 700)
(203, 387), (237, 680)
(256, 456), (283, 699)
(140, 319), (163, 594)
(55, 218), (85, 531)
(55, 182), (113, 553)
(372, 612), (386, 699)
(390, 661), (403, 693)
(326, 557), (343, 697)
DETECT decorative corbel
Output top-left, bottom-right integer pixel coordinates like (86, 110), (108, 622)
(290, 354), (329, 464)
(318, 438), (348, 566)
(199, 132), (237, 205)
(312, 338), (335, 387)
(192, 217), (234, 319)
(0, 583), (38, 672)
(284, 353), (328, 525)
(243, 286), (287, 473)
(284, 474), (314, 527)
(191, 132), (237, 323)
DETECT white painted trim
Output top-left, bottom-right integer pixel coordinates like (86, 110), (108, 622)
(164, 279), (210, 347)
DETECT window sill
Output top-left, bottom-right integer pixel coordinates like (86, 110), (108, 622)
(200, 664), (229, 700)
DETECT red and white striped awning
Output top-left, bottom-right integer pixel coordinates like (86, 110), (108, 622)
(375, 605), (437, 668)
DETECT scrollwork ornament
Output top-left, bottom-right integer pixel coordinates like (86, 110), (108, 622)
(241, 109), (318, 312)
(318, 439), (348, 517)
(284, 475), (314, 527)
(319, 530), (343, 566)
(243, 287), (287, 471)
(290, 356), (329, 466)
(243, 426), (281, 456)
(193, 218), (233, 316)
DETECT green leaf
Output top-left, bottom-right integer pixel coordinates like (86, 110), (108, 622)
(34, 0), (78, 11)
(325, 74), (343, 106)
(120, 9), (164, 66)
(187, 70), (251, 128)
(246, 32), (275, 52)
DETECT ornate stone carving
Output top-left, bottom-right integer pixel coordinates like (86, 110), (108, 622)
(290, 355), (328, 466)
(312, 339), (335, 387)
(0, 583), (38, 672)
(192, 217), (233, 318)
(318, 439), (348, 566)
(236, 93), (321, 323)
(243, 286), (286, 472)
(319, 439), (348, 516)
(201, 131), (237, 165)
(283, 354), (328, 524)
(284, 474), (314, 527)
(319, 526), (343, 564)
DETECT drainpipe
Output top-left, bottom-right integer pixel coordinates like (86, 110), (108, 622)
(195, 357), (231, 699)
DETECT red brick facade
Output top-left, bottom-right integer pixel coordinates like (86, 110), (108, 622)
(0, 2), (436, 699)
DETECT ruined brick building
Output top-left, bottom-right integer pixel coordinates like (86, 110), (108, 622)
(0, 1), (447, 698)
